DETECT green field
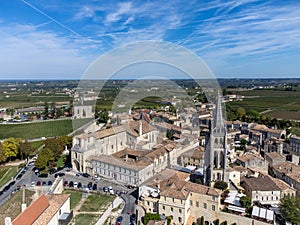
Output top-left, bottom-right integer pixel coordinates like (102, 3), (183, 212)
(0, 118), (93, 139)
(80, 194), (114, 212)
(72, 214), (100, 225)
(63, 189), (83, 209)
(227, 89), (300, 120)
(0, 166), (19, 188)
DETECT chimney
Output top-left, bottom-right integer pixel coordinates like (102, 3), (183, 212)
(139, 121), (142, 136)
(4, 217), (12, 225)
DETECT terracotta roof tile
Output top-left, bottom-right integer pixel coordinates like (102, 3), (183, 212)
(12, 195), (50, 225)
(32, 194), (70, 225)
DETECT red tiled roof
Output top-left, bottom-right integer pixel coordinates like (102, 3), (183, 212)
(13, 195), (50, 225)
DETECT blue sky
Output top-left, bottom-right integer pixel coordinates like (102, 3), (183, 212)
(0, 0), (300, 79)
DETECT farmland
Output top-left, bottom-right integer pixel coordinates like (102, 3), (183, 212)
(0, 118), (93, 139)
(227, 89), (300, 120)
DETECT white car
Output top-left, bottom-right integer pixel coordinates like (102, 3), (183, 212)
(30, 181), (36, 187)
(74, 182), (78, 188)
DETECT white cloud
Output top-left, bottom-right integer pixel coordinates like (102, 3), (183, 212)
(0, 25), (92, 79)
(105, 2), (132, 24)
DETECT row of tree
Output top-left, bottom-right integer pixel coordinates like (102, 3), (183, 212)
(0, 138), (35, 163)
(34, 136), (72, 170)
(226, 104), (299, 131)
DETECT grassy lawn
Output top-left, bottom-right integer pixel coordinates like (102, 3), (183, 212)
(0, 166), (19, 188)
(0, 189), (35, 225)
(30, 140), (45, 150)
(80, 194), (114, 212)
(72, 214), (100, 225)
(63, 189), (82, 210)
(0, 118), (92, 139)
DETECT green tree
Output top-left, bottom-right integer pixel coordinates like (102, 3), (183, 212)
(236, 107), (246, 119)
(0, 143), (7, 163)
(214, 180), (228, 191)
(280, 195), (300, 224)
(19, 140), (34, 159)
(3, 138), (22, 160)
(166, 130), (174, 140)
(45, 138), (64, 158)
(35, 148), (54, 169)
(44, 101), (49, 118)
(239, 196), (252, 209)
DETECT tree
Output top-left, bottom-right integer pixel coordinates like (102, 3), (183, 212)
(214, 180), (228, 191)
(3, 138), (22, 160)
(236, 107), (246, 119)
(280, 195), (300, 224)
(96, 108), (109, 124)
(35, 148), (54, 169)
(166, 130), (174, 140)
(45, 138), (65, 158)
(19, 140), (34, 159)
(239, 196), (252, 209)
(0, 143), (7, 163)
(44, 101), (49, 118)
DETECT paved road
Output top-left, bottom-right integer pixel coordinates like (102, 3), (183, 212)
(0, 165), (140, 225)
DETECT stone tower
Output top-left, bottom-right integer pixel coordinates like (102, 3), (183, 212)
(204, 92), (227, 186)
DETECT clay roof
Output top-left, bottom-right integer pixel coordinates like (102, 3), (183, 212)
(32, 194), (70, 225)
(128, 120), (156, 136)
(181, 146), (204, 160)
(265, 152), (285, 160)
(237, 153), (262, 163)
(87, 154), (152, 170)
(112, 147), (147, 158)
(13, 195), (50, 225)
(241, 175), (280, 192)
(273, 162), (300, 183)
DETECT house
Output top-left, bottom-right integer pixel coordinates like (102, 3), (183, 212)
(71, 120), (158, 172)
(265, 152), (285, 167)
(235, 152), (267, 172)
(178, 146), (204, 168)
(8, 194), (71, 225)
(241, 175), (281, 205)
(290, 135), (300, 157)
(272, 161), (300, 196)
(85, 142), (178, 186)
(139, 169), (222, 225)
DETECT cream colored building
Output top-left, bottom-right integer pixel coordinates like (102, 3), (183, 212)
(240, 174), (294, 205)
(85, 143), (178, 186)
(71, 120), (158, 172)
(139, 169), (222, 225)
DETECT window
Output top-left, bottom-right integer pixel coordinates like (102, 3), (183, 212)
(212, 196), (216, 201)
(173, 198), (175, 202)
(171, 207), (173, 212)
(196, 201), (199, 207)
(179, 209), (182, 214)
(203, 203), (207, 209)
(178, 217), (182, 223)
(162, 206), (165, 210)
(190, 200), (193, 206)
(212, 205), (215, 211)
(147, 201), (150, 206)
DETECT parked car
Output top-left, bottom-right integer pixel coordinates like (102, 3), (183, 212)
(87, 182), (93, 190)
(130, 214), (136, 223)
(38, 173), (48, 178)
(42, 181), (47, 186)
(103, 186), (109, 192)
(49, 168), (57, 174)
(30, 181), (36, 187)
(92, 183), (97, 191)
(36, 181), (41, 186)
(74, 182), (78, 188)
(82, 173), (91, 178)
(48, 181), (53, 186)
(69, 181), (74, 187)
(116, 216), (123, 225)
(54, 172), (65, 178)
(76, 172), (82, 177)
(77, 182), (82, 189)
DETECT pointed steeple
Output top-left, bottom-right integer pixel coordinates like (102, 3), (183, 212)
(213, 91), (225, 132)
